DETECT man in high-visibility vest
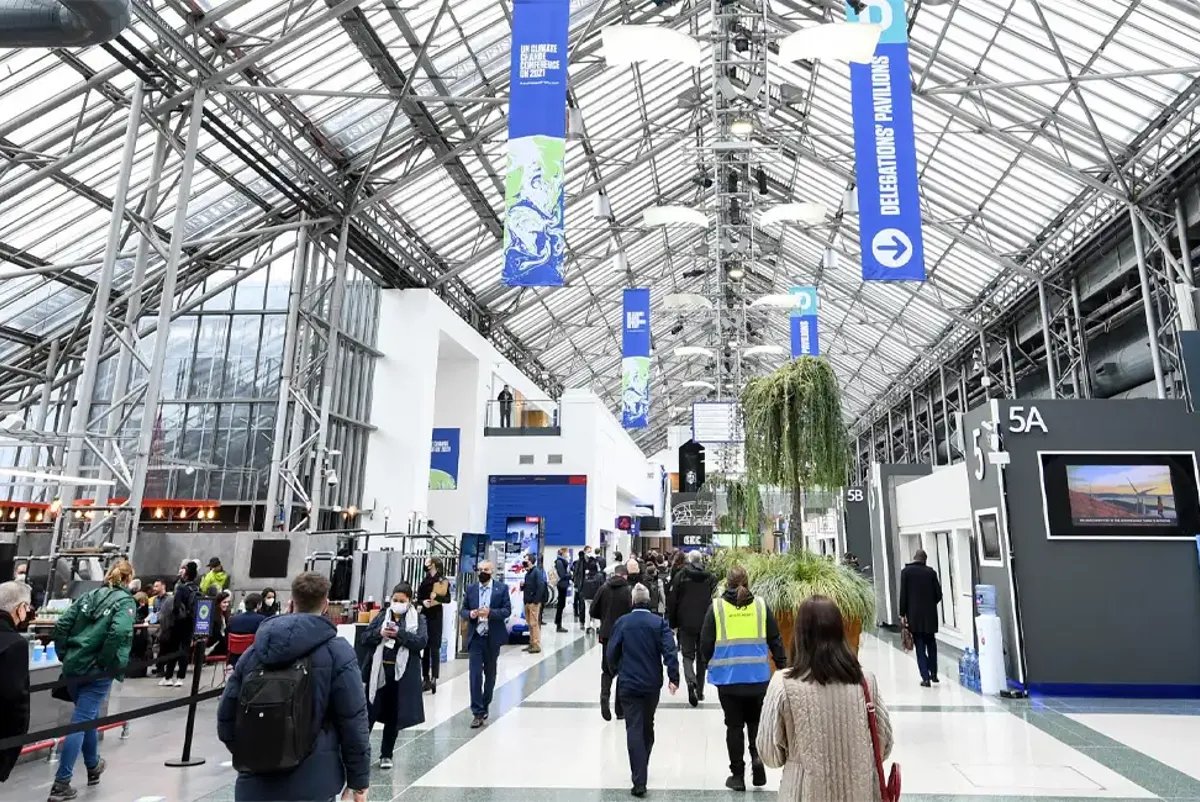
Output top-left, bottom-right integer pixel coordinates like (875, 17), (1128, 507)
(701, 567), (786, 792)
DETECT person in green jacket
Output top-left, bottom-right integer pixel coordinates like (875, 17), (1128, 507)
(48, 560), (136, 802)
(198, 556), (230, 596)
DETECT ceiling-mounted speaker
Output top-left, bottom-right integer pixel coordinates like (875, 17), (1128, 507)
(821, 246), (839, 270)
(755, 167), (768, 195)
(727, 169), (739, 194)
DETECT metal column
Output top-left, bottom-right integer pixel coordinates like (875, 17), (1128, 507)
(307, 216), (352, 526)
(127, 87), (207, 559)
(1130, 207), (1169, 399)
(1036, 280), (1058, 398)
(908, 390), (919, 463)
(938, 365), (951, 464)
(263, 219), (309, 532)
(53, 80), (145, 552)
(1069, 280), (1092, 397)
(1175, 196), (1195, 285)
(886, 408), (895, 463)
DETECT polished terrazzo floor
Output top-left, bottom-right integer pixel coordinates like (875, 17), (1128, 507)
(3, 622), (1199, 802)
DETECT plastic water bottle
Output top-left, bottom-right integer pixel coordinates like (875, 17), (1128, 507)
(969, 651), (980, 692)
(31, 642), (44, 664)
(958, 651), (967, 686)
(45, 641), (56, 664)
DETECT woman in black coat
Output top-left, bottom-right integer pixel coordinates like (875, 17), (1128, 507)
(361, 581), (427, 770)
(416, 558), (451, 694)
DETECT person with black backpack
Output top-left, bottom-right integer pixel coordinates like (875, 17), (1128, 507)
(217, 571), (370, 802)
(160, 561), (199, 687)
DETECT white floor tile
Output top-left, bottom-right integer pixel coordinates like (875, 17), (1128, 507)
(1067, 713), (1200, 782)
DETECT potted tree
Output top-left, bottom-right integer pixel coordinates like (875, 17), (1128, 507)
(740, 357), (849, 551)
(710, 549), (874, 655)
(716, 476), (764, 550)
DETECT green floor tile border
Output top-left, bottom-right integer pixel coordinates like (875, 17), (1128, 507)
(871, 631), (1200, 800)
(194, 633), (595, 802)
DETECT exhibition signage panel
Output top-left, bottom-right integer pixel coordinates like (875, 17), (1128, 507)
(692, 401), (740, 443)
(429, 428), (461, 490)
(194, 599), (214, 638)
(622, 288), (651, 429)
(502, 0), (569, 287)
(670, 491), (715, 550)
(847, 0), (926, 282)
(790, 285), (820, 358)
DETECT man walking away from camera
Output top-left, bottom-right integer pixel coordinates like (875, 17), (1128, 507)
(668, 551), (717, 706)
(899, 548), (943, 687)
(606, 584), (679, 798)
(591, 564), (633, 721)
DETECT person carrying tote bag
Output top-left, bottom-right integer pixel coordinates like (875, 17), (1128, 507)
(757, 595), (896, 802)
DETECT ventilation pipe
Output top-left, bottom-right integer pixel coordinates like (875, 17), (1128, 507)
(0, 0), (131, 47)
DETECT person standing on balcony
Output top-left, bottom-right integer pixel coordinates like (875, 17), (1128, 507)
(497, 385), (514, 428)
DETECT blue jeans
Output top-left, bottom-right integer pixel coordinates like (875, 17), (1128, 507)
(56, 677), (113, 783)
(468, 638), (499, 718)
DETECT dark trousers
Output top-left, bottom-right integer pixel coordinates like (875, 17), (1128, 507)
(422, 613), (443, 681)
(499, 404), (512, 427)
(677, 629), (706, 691)
(468, 638), (499, 718)
(619, 691), (660, 789)
(718, 689), (764, 775)
(574, 593), (586, 627)
(599, 639), (624, 717)
(161, 628), (192, 680)
(913, 631), (938, 682)
(368, 676), (401, 759)
(555, 585), (568, 628)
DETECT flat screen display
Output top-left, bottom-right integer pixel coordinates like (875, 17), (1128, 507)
(977, 512), (1002, 562)
(1040, 452), (1200, 539)
(249, 539), (291, 578)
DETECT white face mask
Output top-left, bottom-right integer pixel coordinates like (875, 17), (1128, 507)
(391, 601), (407, 614)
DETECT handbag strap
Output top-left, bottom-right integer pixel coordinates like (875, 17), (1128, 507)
(861, 676), (889, 802)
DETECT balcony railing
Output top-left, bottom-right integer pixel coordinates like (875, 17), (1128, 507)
(484, 398), (561, 436)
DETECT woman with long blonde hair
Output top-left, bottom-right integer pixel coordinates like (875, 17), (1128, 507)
(48, 559), (138, 801)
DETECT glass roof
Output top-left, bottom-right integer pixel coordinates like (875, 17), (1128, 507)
(2, 0), (1199, 450)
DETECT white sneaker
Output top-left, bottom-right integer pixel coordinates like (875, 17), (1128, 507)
(174, 679), (184, 687)
(158, 679), (170, 687)
(379, 757), (393, 770)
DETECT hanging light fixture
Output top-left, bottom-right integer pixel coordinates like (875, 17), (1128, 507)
(730, 119), (754, 136)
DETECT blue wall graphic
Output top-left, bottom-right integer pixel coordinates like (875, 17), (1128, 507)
(622, 288), (651, 429)
(429, 428), (461, 490)
(486, 475), (587, 547)
(848, 0), (926, 282)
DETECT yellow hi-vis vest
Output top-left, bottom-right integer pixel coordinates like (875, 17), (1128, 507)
(708, 597), (770, 685)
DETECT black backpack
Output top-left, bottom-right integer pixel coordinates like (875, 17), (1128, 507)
(233, 655), (317, 774)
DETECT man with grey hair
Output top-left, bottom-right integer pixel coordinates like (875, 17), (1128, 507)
(606, 583), (679, 797)
(0, 580), (33, 781)
(667, 550), (717, 707)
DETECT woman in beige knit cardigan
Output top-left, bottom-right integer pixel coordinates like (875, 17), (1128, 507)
(756, 596), (894, 801)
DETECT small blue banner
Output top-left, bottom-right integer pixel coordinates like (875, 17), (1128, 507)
(847, 0), (926, 282)
(502, 0), (569, 287)
(430, 428), (461, 490)
(194, 599), (214, 638)
(790, 286), (819, 357)
(622, 288), (651, 429)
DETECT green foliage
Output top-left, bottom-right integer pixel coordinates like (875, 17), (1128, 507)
(740, 358), (849, 491)
(707, 549), (875, 625)
(717, 477), (764, 536)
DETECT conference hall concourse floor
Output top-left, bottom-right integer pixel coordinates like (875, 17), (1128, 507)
(4, 624), (1200, 802)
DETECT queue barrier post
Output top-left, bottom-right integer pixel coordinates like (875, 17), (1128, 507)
(164, 639), (207, 768)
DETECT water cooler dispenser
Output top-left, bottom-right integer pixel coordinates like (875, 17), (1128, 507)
(974, 584), (1006, 695)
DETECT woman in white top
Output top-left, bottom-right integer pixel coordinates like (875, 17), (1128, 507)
(757, 595), (894, 802)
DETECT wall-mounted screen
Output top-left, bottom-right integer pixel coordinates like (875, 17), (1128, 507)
(249, 539), (291, 578)
(977, 511), (1002, 563)
(1040, 452), (1200, 539)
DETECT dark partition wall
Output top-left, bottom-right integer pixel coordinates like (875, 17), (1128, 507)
(868, 463), (932, 626)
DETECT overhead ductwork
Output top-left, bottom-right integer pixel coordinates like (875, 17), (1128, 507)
(0, 0), (131, 48)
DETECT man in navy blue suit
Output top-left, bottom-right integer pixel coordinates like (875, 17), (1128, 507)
(461, 560), (512, 728)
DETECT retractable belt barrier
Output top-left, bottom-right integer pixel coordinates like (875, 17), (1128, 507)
(1, 640), (222, 769)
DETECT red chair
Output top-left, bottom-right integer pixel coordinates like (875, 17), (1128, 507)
(228, 632), (256, 664)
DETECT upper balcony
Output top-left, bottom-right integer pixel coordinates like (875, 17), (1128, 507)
(484, 398), (561, 437)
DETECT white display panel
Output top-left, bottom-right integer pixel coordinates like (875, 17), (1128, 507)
(692, 401), (741, 444)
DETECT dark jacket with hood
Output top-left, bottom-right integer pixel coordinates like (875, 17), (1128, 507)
(0, 612), (29, 782)
(700, 587), (786, 696)
(589, 573), (633, 640)
(667, 563), (718, 634)
(217, 613), (371, 801)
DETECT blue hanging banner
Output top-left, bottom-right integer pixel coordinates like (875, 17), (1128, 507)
(790, 286), (820, 358)
(429, 428), (461, 490)
(622, 288), (651, 429)
(502, 0), (569, 287)
(847, 0), (926, 282)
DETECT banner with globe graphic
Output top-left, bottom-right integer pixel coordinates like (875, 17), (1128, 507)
(502, 0), (569, 287)
(622, 288), (651, 429)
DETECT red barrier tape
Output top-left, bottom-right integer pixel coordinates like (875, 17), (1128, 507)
(19, 722), (127, 756)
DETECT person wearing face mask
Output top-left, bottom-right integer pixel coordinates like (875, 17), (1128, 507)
(0, 581), (32, 783)
(361, 582), (427, 770)
(576, 547), (602, 633)
(459, 561), (511, 728)
(417, 558), (450, 694)
(553, 547), (570, 633)
(259, 588), (280, 617)
(520, 553), (547, 654)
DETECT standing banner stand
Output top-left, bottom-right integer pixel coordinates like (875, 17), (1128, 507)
(166, 598), (213, 768)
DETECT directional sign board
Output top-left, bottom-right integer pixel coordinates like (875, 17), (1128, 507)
(194, 599), (214, 638)
(692, 401), (740, 444)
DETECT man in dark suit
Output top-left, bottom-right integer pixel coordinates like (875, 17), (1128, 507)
(554, 548), (571, 633)
(497, 385), (514, 427)
(899, 549), (944, 687)
(460, 560), (512, 728)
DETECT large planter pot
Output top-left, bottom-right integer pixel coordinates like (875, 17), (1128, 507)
(774, 609), (863, 670)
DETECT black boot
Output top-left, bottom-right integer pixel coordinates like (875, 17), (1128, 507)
(752, 758), (767, 787)
(725, 774), (746, 792)
(601, 694), (612, 722)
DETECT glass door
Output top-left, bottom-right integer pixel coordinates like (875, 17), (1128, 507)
(932, 530), (956, 629)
